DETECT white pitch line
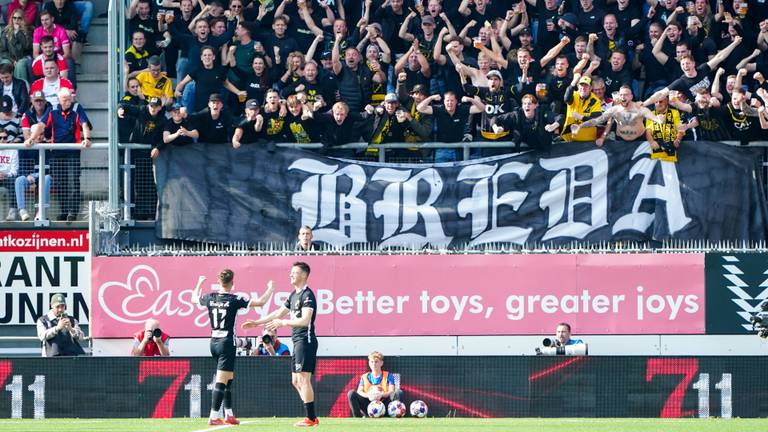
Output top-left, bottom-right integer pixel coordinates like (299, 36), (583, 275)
(191, 420), (258, 432)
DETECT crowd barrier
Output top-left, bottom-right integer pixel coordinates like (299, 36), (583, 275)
(0, 356), (764, 419)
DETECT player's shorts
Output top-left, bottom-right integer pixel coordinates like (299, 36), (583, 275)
(210, 337), (236, 372)
(292, 337), (318, 373)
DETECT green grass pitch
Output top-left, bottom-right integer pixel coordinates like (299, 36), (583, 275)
(1, 418), (767, 432)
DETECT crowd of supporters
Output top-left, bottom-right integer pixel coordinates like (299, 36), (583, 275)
(117, 0), (768, 163)
(0, 0), (95, 221)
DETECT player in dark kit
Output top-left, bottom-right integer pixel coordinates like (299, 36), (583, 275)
(242, 261), (318, 427)
(192, 269), (275, 426)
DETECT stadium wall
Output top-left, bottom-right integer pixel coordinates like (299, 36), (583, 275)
(0, 356), (765, 419)
(2, 229), (768, 356)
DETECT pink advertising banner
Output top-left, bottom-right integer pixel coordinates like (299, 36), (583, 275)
(91, 254), (705, 338)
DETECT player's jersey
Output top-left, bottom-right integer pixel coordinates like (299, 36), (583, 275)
(201, 292), (250, 339)
(284, 286), (317, 343)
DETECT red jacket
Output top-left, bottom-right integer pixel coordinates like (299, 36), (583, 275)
(6, 0), (39, 27)
(133, 330), (170, 356)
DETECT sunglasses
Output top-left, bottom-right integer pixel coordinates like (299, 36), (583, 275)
(12, 16), (23, 20)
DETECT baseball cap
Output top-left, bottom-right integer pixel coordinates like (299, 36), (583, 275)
(148, 96), (162, 106)
(486, 70), (503, 80)
(170, 102), (183, 111)
(320, 51), (332, 60)
(384, 93), (398, 103)
(560, 13), (578, 27)
(421, 15), (435, 26)
(0, 96), (13, 113)
(410, 84), (428, 96)
(208, 93), (222, 102)
(50, 293), (66, 307)
(578, 76), (592, 86)
(31, 90), (45, 101)
(519, 27), (532, 36)
(245, 99), (259, 109)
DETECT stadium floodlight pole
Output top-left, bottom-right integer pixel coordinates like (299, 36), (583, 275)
(107, 0), (121, 216)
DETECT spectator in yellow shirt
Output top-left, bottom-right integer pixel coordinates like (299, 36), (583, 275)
(128, 55), (173, 107)
(562, 74), (602, 142)
(645, 94), (684, 162)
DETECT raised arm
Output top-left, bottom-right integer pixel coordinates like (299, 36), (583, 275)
(305, 33), (324, 63)
(439, 12), (458, 37)
(188, 5), (211, 33)
(540, 36), (570, 68)
(191, 275), (206, 304)
(417, 94), (441, 115)
(707, 36), (742, 70)
(274, 0), (290, 23)
(126, 0), (140, 19)
(462, 95), (485, 114)
(331, 32), (343, 75)
(299, 4), (324, 37)
(394, 43), (413, 74)
(399, 11), (417, 42)
(711, 67), (725, 101)
(735, 49), (761, 72)
(652, 27), (669, 64)
(433, 27), (449, 65)
(248, 280), (275, 308)
(458, 0), (472, 16)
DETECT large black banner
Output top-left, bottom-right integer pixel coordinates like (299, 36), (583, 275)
(154, 141), (768, 247)
(0, 356), (766, 418)
(705, 253), (768, 334)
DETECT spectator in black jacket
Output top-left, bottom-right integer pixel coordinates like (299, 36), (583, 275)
(492, 94), (562, 151)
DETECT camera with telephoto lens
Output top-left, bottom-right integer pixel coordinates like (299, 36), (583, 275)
(152, 328), (162, 338)
(535, 338), (588, 356)
(749, 300), (768, 339)
(260, 333), (273, 345)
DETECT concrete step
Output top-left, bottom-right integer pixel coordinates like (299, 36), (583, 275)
(76, 74), (108, 106)
(95, 1), (107, 16)
(82, 102), (109, 139)
(87, 18), (108, 46)
(81, 45), (107, 75)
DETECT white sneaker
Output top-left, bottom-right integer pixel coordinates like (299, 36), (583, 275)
(19, 209), (30, 221)
(6, 208), (18, 221)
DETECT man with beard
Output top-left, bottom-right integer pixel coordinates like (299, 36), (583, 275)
(462, 70), (515, 143)
(600, 50), (632, 95)
(645, 94), (684, 161)
(395, 83), (433, 155)
(491, 94), (562, 151)
(364, 93), (415, 160)
(332, 33), (372, 114)
(571, 85), (662, 145)
(562, 74), (602, 142)
(684, 89), (730, 141)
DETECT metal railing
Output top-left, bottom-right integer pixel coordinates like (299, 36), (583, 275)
(115, 140), (768, 221)
(0, 143), (108, 226)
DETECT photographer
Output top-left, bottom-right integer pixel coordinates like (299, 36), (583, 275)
(536, 322), (588, 356)
(251, 327), (290, 357)
(131, 318), (170, 356)
(36, 293), (85, 357)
